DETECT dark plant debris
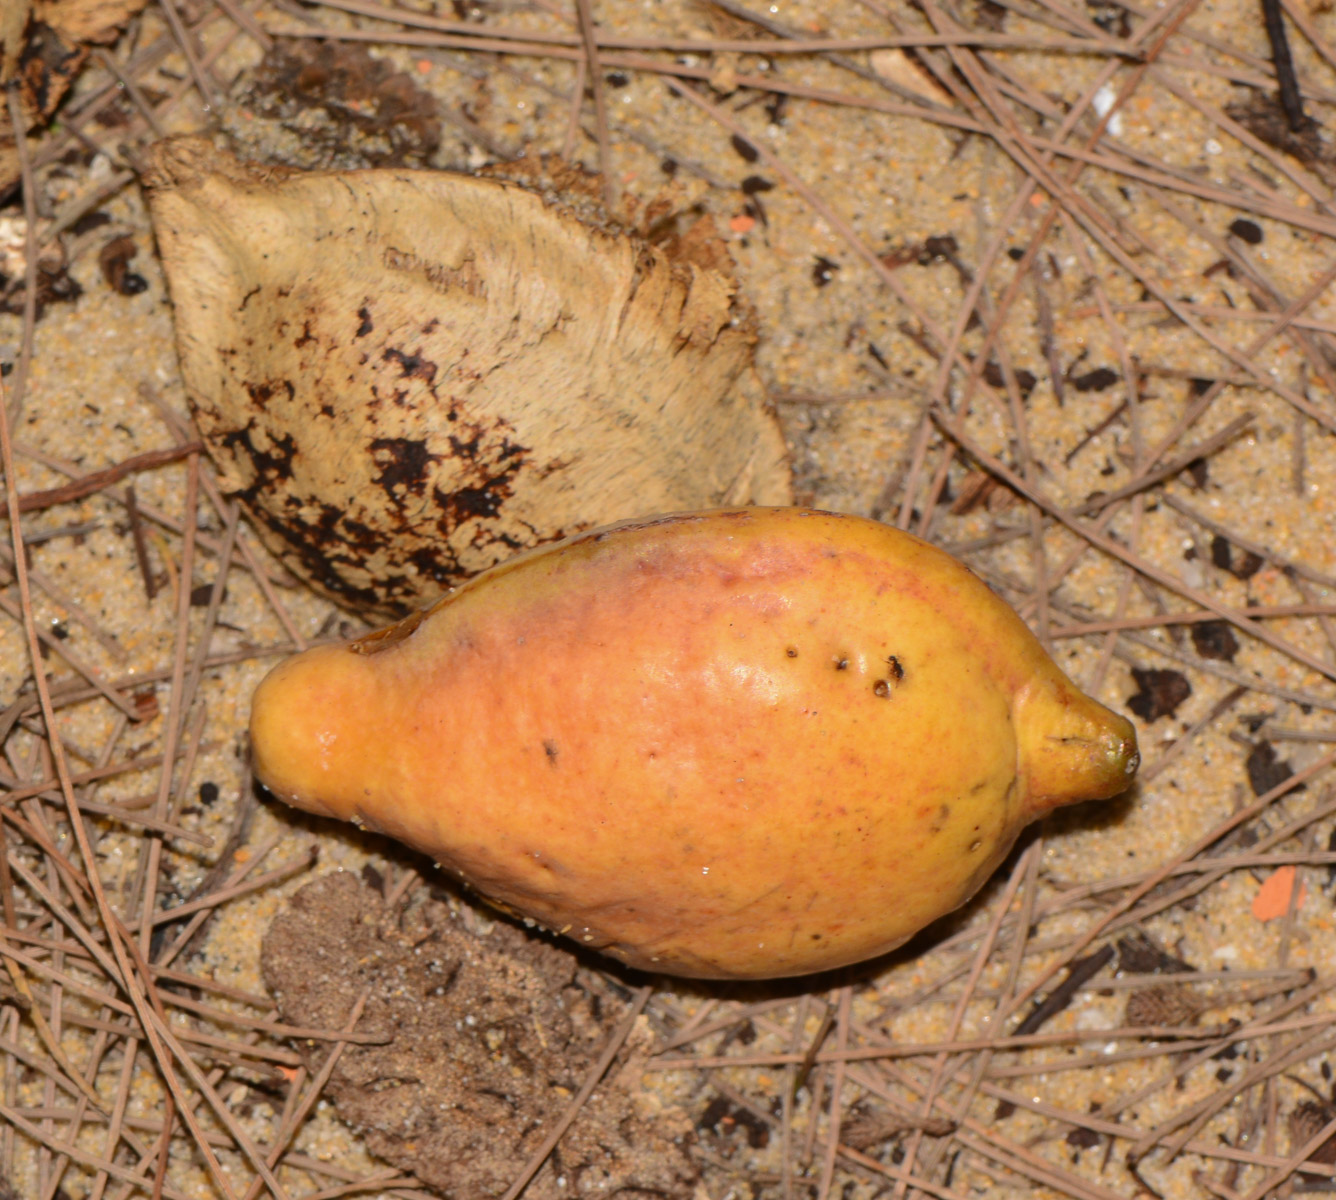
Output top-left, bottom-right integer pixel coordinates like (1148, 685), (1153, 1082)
(0, 261), (83, 321)
(730, 133), (760, 162)
(98, 235), (149, 296)
(1127, 667), (1192, 722)
(1117, 930), (1196, 975)
(1211, 535), (1264, 580)
(1072, 366), (1120, 392)
(1228, 218), (1263, 244)
(1225, 94), (1327, 171)
(2, 0), (151, 193)
(1289, 1100), (1336, 1184)
(1191, 620), (1240, 662)
(1245, 740), (1304, 798)
(698, 1096), (770, 1149)
(813, 255), (840, 287)
(1013, 945), (1116, 1037)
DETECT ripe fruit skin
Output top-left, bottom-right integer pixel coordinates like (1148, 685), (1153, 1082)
(251, 508), (1138, 979)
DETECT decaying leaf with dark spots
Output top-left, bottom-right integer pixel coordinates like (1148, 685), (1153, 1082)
(142, 136), (791, 616)
(261, 872), (696, 1200)
(1127, 667), (1191, 722)
(1226, 94), (1329, 173)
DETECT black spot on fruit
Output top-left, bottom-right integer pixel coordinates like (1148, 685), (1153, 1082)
(543, 740), (559, 765)
(356, 305), (374, 337)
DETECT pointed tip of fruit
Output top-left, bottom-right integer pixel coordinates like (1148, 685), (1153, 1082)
(1083, 714), (1141, 800)
(1016, 680), (1140, 816)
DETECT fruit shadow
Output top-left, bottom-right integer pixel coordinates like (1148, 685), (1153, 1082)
(254, 777), (1141, 1009)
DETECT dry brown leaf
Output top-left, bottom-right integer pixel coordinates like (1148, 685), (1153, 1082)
(143, 136), (791, 616)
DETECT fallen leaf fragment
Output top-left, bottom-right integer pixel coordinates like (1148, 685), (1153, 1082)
(1252, 864), (1307, 922)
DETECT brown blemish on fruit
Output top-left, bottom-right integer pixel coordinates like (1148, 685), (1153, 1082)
(873, 679), (892, 698)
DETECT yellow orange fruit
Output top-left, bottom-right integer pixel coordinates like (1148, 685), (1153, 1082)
(251, 508), (1138, 978)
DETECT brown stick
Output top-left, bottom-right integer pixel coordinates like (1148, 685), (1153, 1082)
(1, 443), (205, 521)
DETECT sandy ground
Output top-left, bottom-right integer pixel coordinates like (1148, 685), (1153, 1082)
(5, 0), (1336, 1196)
